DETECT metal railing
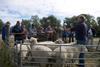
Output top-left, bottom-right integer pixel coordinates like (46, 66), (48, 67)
(14, 42), (100, 67)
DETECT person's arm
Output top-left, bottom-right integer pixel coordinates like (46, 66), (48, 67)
(80, 23), (87, 36)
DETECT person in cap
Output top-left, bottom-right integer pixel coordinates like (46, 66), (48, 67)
(74, 15), (88, 67)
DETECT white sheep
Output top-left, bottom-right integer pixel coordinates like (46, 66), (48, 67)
(52, 46), (74, 67)
(29, 37), (88, 67)
(54, 38), (64, 44)
(30, 45), (53, 67)
(52, 44), (88, 67)
(29, 37), (64, 50)
(29, 37), (53, 67)
(14, 43), (31, 61)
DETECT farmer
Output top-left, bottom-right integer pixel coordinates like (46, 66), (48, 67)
(74, 15), (88, 67)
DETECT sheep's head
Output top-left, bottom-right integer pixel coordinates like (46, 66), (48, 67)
(24, 38), (30, 43)
(55, 38), (64, 44)
(30, 37), (38, 45)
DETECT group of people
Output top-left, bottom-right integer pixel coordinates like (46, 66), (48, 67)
(2, 21), (27, 46)
(1, 15), (96, 67)
(28, 24), (55, 41)
(2, 21), (60, 46)
(1, 16), (96, 46)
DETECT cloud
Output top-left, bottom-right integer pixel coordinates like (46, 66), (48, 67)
(0, 0), (100, 25)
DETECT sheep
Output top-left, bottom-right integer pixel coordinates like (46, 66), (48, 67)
(52, 46), (75, 67)
(14, 43), (31, 60)
(29, 45), (53, 67)
(51, 44), (88, 67)
(29, 37), (88, 67)
(28, 37), (53, 67)
(29, 37), (64, 50)
(51, 46), (67, 67)
(9, 35), (15, 47)
(54, 38), (64, 44)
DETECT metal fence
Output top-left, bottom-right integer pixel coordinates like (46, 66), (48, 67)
(14, 42), (100, 67)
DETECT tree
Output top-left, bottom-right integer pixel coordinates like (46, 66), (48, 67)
(22, 19), (30, 30)
(40, 15), (61, 28)
(96, 17), (100, 37)
(90, 19), (98, 27)
(40, 17), (47, 27)
(97, 17), (100, 26)
(31, 15), (40, 28)
(0, 19), (3, 33)
(64, 17), (71, 27)
(64, 16), (77, 28)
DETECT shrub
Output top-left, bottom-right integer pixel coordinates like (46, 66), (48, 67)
(0, 42), (15, 67)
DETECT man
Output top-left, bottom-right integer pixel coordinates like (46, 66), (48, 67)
(87, 26), (96, 45)
(28, 24), (37, 39)
(88, 26), (93, 45)
(62, 27), (70, 43)
(12, 21), (23, 44)
(2, 21), (10, 47)
(45, 25), (54, 41)
(74, 15), (88, 67)
(21, 22), (28, 42)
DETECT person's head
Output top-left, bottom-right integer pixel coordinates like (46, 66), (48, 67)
(6, 21), (10, 26)
(32, 24), (35, 28)
(77, 15), (86, 23)
(16, 21), (20, 26)
(48, 25), (51, 28)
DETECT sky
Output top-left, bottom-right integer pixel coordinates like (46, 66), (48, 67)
(0, 0), (100, 26)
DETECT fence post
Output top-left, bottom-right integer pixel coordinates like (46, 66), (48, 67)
(79, 45), (85, 67)
(20, 41), (22, 67)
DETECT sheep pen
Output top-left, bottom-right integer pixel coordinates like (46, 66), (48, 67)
(0, 36), (100, 67)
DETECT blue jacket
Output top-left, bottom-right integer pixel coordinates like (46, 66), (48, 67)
(2, 25), (7, 40)
(75, 22), (88, 41)
(12, 25), (23, 41)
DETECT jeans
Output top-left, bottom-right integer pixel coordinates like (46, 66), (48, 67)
(79, 53), (85, 67)
(76, 40), (87, 67)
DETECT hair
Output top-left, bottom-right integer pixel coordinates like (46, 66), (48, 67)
(6, 21), (10, 25)
(17, 21), (20, 24)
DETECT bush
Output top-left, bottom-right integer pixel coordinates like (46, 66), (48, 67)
(0, 42), (15, 67)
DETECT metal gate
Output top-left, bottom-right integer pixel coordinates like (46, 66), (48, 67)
(15, 42), (100, 67)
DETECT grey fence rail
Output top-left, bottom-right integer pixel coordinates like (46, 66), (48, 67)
(14, 42), (100, 67)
